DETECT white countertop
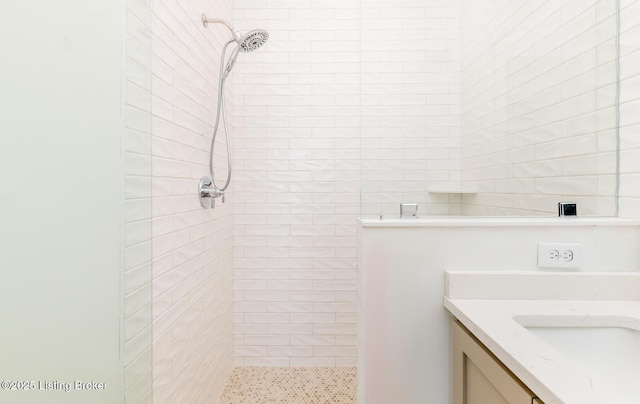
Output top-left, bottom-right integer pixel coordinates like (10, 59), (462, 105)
(443, 271), (640, 404)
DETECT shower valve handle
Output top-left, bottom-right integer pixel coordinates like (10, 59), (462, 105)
(198, 176), (225, 208)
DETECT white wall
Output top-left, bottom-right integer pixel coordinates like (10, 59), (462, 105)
(0, 1), (125, 403)
(150, 0), (235, 402)
(231, 0), (360, 367)
(460, 0), (619, 216)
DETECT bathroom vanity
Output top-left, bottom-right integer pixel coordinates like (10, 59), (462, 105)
(452, 319), (541, 403)
(444, 271), (640, 404)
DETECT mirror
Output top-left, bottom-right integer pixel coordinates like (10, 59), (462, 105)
(360, 0), (618, 217)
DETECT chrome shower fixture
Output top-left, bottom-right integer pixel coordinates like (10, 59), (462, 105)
(198, 14), (269, 209)
(201, 15), (269, 53)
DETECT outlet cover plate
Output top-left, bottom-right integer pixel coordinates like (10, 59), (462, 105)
(537, 242), (582, 269)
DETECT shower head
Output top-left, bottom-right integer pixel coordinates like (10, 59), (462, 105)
(238, 29), (269, 52)
(201, 14), (269, 51)
(220, 30), (268, 78)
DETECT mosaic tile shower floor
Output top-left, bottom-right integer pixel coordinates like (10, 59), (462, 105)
(219, 367), (357, 404)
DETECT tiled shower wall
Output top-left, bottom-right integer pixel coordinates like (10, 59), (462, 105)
(231, 0), (360, 367)
(460, 0), (619, 216)
(150, 0), (235, 402)
(619, 0), (640, 219)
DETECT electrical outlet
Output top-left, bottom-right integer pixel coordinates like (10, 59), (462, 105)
(538, 242), (582, 269)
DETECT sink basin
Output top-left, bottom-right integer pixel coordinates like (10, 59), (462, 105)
(515, 318), (640, 402)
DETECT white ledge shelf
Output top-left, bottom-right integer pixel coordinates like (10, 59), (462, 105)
(427, 185), (478, 194)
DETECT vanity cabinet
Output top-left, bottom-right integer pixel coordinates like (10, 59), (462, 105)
(452, 320), (542, 404)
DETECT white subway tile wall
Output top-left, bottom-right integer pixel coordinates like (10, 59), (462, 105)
(619, 0), (640, 218)
(232, 0), (360, 367)
(151, 0), (235, 402)
(360, 0), (463, 217)
(460, 0), (619, 216)
(124, 0), (153, 402)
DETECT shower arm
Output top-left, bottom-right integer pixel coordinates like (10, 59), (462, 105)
(201, 14), (242, 42)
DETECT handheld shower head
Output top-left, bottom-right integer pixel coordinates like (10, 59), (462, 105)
(221, 30), (269, 78)
(221, 30), (268, 78)
(238, 29), (269, 52)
